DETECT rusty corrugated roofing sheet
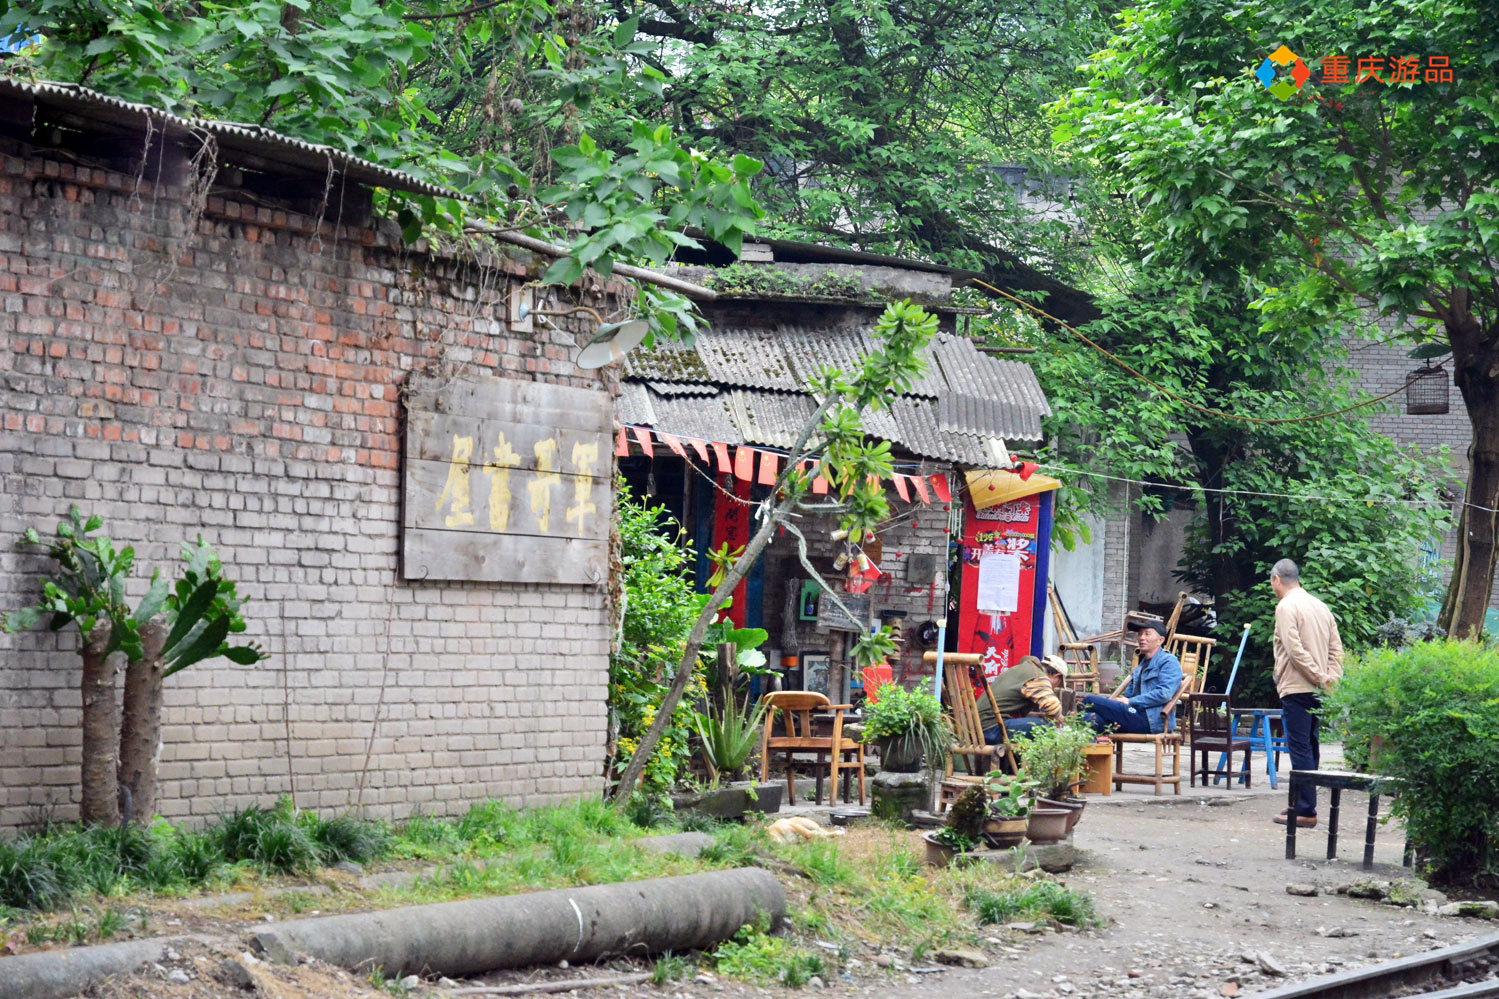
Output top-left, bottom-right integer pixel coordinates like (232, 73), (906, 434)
(623, 322), (1047, 461)
(2, 79), (460, 199)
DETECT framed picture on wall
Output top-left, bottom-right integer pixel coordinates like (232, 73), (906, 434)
(799, 651), (831, 696)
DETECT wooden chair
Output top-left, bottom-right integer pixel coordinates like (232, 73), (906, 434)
(1106, 653), (1202, 796)
(759, 691), (865, 806)
(1048, 583), (1101, 694)
(1187, 693), (1252, 788)
(937, 658), (1015, 811)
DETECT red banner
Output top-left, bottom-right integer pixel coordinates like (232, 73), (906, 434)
(710, 473), (752, 627)
(957, 491), (1042, 689)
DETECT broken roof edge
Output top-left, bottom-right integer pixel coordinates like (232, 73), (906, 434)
(6, 78), (715, 301)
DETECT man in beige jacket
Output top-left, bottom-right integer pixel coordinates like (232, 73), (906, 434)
(1271, 558), (1344, 828)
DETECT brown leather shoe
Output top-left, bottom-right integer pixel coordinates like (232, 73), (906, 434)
(1273, 812), (1317, 828)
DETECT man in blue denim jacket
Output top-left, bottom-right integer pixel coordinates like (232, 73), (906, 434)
(1079, 623), (1184, 735)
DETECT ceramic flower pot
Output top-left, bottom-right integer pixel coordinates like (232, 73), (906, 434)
(1037, 796), (1086, 833)
(876, 734), (925, 773)
(1025, 807), (1071, 845)
(983, 815), (1027, 849)
(920, 830), (964, 867)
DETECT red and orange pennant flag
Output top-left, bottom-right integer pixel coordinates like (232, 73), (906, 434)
(733, 446), (755, 482)
(757, 451), (779, 485)
(631, 426), (655, 458)
(712, 441), (733, 473)
(930, 474), (952, 503)
(893, 474), (911, 503)
(658, 432), (688, 458)
(615, 427), (630, 457)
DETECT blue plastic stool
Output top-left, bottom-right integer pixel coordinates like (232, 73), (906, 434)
(1220, 708), (1286, 788)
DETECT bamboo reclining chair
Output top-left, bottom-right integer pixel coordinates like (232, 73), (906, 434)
(759, 691), (865, 806)
(1106, 646), (1204, 796)
(937, 656), (1016, 811)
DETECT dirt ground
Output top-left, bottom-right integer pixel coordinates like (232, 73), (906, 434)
(63, 745), (1499, 999)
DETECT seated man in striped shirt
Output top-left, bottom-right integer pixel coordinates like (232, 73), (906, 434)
(976, 654), (1068, 743)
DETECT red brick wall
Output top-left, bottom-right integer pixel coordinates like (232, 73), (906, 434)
(0, 139), (616, 829)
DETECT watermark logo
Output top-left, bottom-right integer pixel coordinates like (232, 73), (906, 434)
(1257, 45), (1454, 98)
(1256, 45), (1310, 100)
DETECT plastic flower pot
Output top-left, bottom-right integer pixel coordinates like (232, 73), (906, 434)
(1037, 796), (1085, 833)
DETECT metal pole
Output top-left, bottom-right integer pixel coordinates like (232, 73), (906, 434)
(1222, 623), (1251, 697)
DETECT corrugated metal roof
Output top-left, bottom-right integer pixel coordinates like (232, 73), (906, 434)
(622, 385), (1010, 466)
(623, 320), (1048, 462)
(932, 334), (1051, 441)
(3, 79), (459, 199)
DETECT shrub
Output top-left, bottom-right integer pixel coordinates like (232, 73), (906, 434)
(1015, 718), (1095, 799)
(610, 486), (706, 796)
(859, 683), (952, 763)
(313, 815), (390, 865)
(1321, 640), (1499, 886)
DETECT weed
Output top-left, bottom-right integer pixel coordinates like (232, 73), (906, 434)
(623, 795), (674, 829)
(966, 880), (1099, 928)
(58, 912), (90, 944)
(94, 908), (127, 939)
(313, 815), (390, 865)
(787, 840), (857, 887)
(0, 839), (66, 910)
(281, 890), (317, 914)
(651, 952), (689, 984)
(252, 823), (319, 874)
(713, 924), (828, 986)
(216, 805), (278, 863)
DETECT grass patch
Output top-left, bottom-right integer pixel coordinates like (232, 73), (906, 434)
(966, 880), (1100, 928)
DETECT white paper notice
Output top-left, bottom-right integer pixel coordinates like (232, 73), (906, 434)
(976, 553), (1021, 614)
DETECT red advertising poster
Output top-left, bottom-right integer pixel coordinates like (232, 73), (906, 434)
(957, 491), (1042, 689)
(710, 473), (752, 628)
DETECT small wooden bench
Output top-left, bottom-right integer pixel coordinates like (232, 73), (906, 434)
(1285, 769), (1413, 870)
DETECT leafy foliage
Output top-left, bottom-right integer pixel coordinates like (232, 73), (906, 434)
(3, 506), (140, 658)
(612, 299), (940, 802)
(1, 0), (763, 341)
(859, 682), (952, 764)
(693, 697), (766, 784)
(1054, 0), (1499, 638)
(1014, 718), (1094, 799)
(611, 485), (706, 796)
(1321, 640), (1499, 886)
(966, 880), (1098, 927)
(945, 786), (988, 843)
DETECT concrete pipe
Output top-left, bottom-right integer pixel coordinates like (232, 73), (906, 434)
(252, 867), (784, 977)
(0, 935), (195, 999)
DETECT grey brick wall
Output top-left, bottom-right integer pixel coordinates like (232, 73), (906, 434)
(0, 140), (614, 830)
(1344, 321), (1492, 605)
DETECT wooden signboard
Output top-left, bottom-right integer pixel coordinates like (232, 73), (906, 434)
(402, 376), (612, 584)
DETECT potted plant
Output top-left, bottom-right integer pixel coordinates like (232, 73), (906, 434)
(860, 682), (952, 773)
(982, 772), (1034, 848)
(923, 785), (984, 865)
(673, 697), (782, 818)
(1015, 718), (1095, 834)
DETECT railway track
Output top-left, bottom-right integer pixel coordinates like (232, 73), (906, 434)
(1252, 930), (1499, 999)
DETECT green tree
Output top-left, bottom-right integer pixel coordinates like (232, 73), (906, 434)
(0, 0), (763, 338)
(6, 509), (265, 825)
(473, 0), (1121, 323)
(611, 298), (937, 806)
(1055, 0), (1499, 637)
(996, 253), (1449, 697)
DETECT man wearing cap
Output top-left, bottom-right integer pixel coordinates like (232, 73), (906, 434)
(1079, 622), (1184, 736)
(977, 654), (1069, 744)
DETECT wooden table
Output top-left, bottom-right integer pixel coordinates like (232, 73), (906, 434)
(1080, 743), (1114, 795)
(1285, 769), (1412, 869)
